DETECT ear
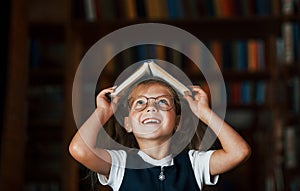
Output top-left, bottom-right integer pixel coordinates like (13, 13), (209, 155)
(124, 117), (132, 133)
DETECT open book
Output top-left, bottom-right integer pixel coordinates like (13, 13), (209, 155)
(110, 60), (191, 97)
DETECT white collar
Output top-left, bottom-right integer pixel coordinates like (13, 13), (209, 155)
(137, 150), (174, 166)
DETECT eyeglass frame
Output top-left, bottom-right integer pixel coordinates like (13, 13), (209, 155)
(128, 95), (175, 112)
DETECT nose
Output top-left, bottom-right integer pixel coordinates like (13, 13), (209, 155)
(146, 99), (158, 112)
(146, 105), (158, 112)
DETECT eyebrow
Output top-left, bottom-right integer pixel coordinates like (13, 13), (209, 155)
(129, 94), (173, 99)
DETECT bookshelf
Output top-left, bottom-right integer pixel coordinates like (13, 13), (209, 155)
(69, 1), (300, 191)
(1, 0), (80, 191)
(1, 0), (299, 191)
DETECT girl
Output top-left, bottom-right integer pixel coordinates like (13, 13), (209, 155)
(69, 78), (251, 191)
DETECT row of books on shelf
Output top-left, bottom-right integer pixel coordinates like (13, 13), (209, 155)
(225, 80), (268, 106)
(206, 39), (268, 72)
(29, 38), (65, 70)
(79, 0), (286, 22)
(100, 41), (270, 78)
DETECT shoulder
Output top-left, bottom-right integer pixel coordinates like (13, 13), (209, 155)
(188, 149), (219, 186)
(188, 149), (216, 160)
(106, 149), (127, 168)
(188, 149), (216, 170)
(97, 150), (127, 190)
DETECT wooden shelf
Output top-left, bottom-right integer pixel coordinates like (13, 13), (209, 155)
(71, 16), (282, 41)
(29, 68), (64, 85)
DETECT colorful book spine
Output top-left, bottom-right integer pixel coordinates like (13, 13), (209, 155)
(235, 40), (248, 71)
(166, 0), (184, 19)
(247, 39), (259, 72)
(123, 0), (137, 20)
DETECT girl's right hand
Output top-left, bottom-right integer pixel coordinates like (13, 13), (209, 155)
(95, 87), (119, 120)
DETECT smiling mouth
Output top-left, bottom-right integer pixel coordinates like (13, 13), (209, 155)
(142, 118), (161, 124)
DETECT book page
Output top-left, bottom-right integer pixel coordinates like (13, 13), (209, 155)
(111, 62), (150, 96)
(148, 61), (191, 95)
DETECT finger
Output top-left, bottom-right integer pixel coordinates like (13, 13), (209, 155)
(183, 91), (194, 103)
(111, 95), (120, 105)
(190, 86), (207, 97)
(97, 87), (115, 97)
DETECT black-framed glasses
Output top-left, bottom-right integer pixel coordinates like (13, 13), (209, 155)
(128, 95), (174, 112)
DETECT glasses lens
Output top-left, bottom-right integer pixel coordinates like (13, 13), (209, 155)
(131, 97), (147, 111)
(156, 96), (173, 111)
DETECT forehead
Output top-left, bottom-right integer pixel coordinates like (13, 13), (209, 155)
(130, 82), (173, 97)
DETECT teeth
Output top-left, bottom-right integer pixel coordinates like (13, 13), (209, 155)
(143, 118), (160, 124)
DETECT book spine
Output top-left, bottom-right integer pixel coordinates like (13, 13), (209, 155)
(240, 0), (250, 16)
(144, 0), (157, 19)
(257, 40), (266, 70)
(236, 40), (248, 71)
(271, 0), (281, 15)
(293, 23), (300, 62)
(155, 45), (166, 60)
(84, 0), (97, 22)
(123, 0), (137, 20)
(213, 0), (223, 17)
(284, 126), (298, 169)
(255, 0), (271, 15)
(209, 40), (223, 69)
(288, 77), (300, 113)
(29, 38), (41, 69)
(74, 0), (85, 20)
(282, 22), (294, 64)
(276, 38), (285, 64)
(166, 0), (184, 19)
(241, 81), (252, 104)
(222, 41), (233, 70)
(136, 45), (148, 60)
(222, 0), (236, 17)
(135, 0), (146, 18)
(182, 0), (199, 19)
(184, 42), (201, 74)
(282, 0), (294, 15)
(103, 43), (116, 73)
(255, 80), (266, 105)
(203, 0), (215, 16)
(247, 39), (258, 72)
(99, 0), (117, 20)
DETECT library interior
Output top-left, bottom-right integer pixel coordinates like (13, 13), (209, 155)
(1, 0), (300, 191)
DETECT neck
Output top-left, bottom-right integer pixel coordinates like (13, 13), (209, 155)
(137, 139), (171, 160)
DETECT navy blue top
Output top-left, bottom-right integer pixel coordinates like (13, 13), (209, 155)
(119, 151), (200, 191)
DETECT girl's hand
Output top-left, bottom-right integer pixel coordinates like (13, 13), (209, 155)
(183, 86), (211, 122)
(96, 87), (119, 120)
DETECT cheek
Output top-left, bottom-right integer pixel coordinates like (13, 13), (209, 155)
(164, 113), (177, 127)
(128, 112), (140, 126)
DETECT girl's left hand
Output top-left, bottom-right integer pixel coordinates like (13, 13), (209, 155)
(183, 85), (211, 121)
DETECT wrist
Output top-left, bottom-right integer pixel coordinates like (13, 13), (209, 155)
(95, 107), (112, 123)
(197, 108), (213, 125)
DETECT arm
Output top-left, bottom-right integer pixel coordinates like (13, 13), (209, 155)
(69, 87), (118, 176)
(184, 86), (251, 176)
